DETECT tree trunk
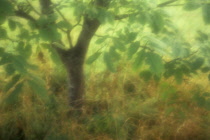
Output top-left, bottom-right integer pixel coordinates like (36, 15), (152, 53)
(39, 0), (109, 108)
(58, 17), (100, 108)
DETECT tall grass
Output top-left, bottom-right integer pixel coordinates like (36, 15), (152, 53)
(0, 60), (209, 140)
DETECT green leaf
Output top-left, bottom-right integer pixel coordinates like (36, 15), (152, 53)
(139, 70), (152, 82)
(27, 75), (48, 100)
(0, 15), (6, 25)
(5, 64), (15, 75)
(0, 47), (5, 55)
(4, 74), (21, 92)
(0, 0), (13, 16)
(18, 28), (30, 39)
(41, 43), (51, 49)
(171, 42), (190, 58)
(95, 37), (107, 44)
(41, 43), (62, 65)
(24, 44), (32, 59)
(0, 53), (12, 66)
(183, 1), (201, 11)
(56, 20), (72, 29)
(201, 67), (210, 73)
(13, 55), (28, 74)
(146, 52), (164, 76)
(8, 19), (16, 31)
(146, 36), (168, 55)
(0, 28), (7, 39)
(127, 32), (138, 42)
(193, 92), (210, 110)
(28, 64), (39, 71)
(149, 10), (164, 33)
(154, 74), (161, 82)
(193, 92), (206, 107)
(113, 40), (126, 52)
(190, 57), (204, 70)
(138, 13), (149, 25)
(103, 52), (116, 72)
(96, 9), (114, 24)
(39, 26), (61, 41)
(177, 64), (190, 76)
(160, 84), (177, 101)
(196, 31), (208, 42)
(17, 42), (32, 59)
(164, 69), (175, 79)
(50, 49), (62, 65)
(127, 41), (140, 59)
(28, 21), (37, 29)
(202, 4), (210, 24)
(37, 15), (56, 27)
(86, 52), (101, 65)
(133, 49), (146, 69)
(17, 41), (25, 52)
(109, 47), (121, 61)
(48, 14), (58, 23)
(5, 82), (23, 105)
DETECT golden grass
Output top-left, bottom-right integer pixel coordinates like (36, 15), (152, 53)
(0, 63), (210, 140)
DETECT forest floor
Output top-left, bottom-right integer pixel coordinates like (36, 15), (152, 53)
(0, 65), (210, 140)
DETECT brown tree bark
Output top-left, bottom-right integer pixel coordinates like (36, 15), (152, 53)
(58, 17), (100, 108)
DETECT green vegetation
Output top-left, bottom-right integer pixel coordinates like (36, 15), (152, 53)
(0, 0), (210, 139)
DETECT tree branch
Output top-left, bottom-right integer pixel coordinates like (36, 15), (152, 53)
(51, 42), (66, 53)
(67, 20), (82, 48)
(67, 30), (73, 48)
(72, 0), (111, 55)
(157, 0), (178, 7)
(55, 7), (68, 22)
(39, 0), (68, 53)
(25, 0), (41, 15)
(15, 9), (37, 24)
(74, 16), (100, 51)
(115, 12), (138, 20)
(114, 0), (179, 20)
(54, 6), (74, 48)
(39, 0), (53, 14)
(166, 50), (198, 64)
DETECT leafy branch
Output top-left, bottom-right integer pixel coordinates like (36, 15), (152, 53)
(25, 0), (41, 15)
(166, 50), (199, 64)
(114, 0), (178, 20)
(157, 0), (178, 7)
(67, 20), (82, 48)
(14, 9), (37, 25)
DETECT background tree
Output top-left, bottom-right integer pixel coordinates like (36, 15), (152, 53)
(0, 0), (210, 109)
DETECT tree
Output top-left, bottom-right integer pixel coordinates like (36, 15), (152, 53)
(0, 0), (210, 108)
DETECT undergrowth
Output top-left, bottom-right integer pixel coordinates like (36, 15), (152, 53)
(0, 63), (210, 140)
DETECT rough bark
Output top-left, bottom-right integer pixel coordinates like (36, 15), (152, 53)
(59, 17), (100, 108)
